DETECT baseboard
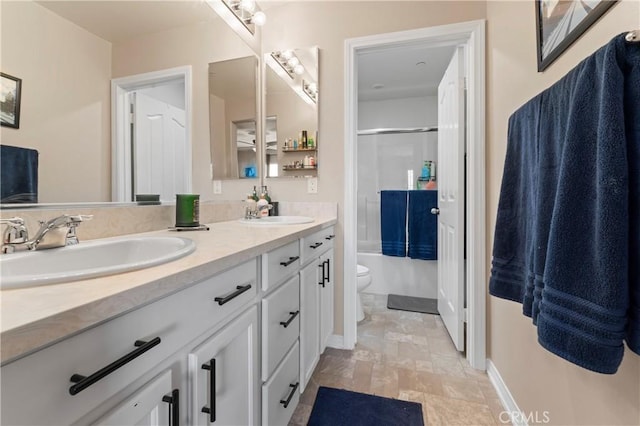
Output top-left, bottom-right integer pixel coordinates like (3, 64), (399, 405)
(326, 334), (344, 349)
(486, 359), (528, 426)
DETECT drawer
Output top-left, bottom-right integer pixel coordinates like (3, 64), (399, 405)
(301, 226), (335, 265)
(262, 341), (300, 426)
(262, 274), (300, 381)
(261, 240), (300, 291)
(0, 259), (257, 426)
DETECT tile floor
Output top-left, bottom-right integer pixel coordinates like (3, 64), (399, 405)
(289, 293), (506, 425)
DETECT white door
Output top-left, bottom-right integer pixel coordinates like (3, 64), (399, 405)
(133, 92), (187, 202)
(94, 370), (175, 426)
(436, 46), (465, 351)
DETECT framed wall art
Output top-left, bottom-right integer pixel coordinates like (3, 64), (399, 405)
(536, 0), (618, 71)
(1, 73), (22, 129)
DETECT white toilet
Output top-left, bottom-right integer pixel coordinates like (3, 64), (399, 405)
(357, 264), (372, 322)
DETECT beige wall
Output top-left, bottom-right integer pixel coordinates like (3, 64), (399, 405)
(486, 1), (640, 424)
(262, 1), (487, 336)
(0, 1), (111, 203)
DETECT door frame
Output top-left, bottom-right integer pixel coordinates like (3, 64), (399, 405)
(111, 66), (192, 202)
(343, 20), (486, 369)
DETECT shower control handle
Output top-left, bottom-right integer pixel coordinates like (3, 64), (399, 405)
(430, 207), (440, 215)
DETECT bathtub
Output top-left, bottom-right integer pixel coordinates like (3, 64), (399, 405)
(357, 251), (438, 298)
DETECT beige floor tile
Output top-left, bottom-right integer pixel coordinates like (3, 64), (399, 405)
(288, 402), (313, 426)
(398, 341), (431, 361)
(424, 394), (497, 426)
(317, 354), (356, 379)
(441, 376), (487, 403)
(291, 295), (500, 426)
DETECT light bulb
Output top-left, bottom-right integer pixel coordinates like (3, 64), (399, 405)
(308, 83), (317, 92)
(252, 10), (266, 26)
(287, 56), (299, 68)
(240, 0), (255, 12)
(294, 64), (304, 75)
(281, 50), (293, 60)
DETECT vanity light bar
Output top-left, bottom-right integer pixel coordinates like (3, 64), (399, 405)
(302, 80), (318, 104)
(271, 51), (304, 79)
(220, 0), (265, 35)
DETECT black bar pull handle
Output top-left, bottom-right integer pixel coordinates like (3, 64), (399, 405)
(162, 388), (180, 426)
(201, 359), (216, 423)
(214, 284), (251, 306)
(325, 259), (331, 284)
(69, 337), (161, 395)
(309, 242), (323, 249)
(325, 235), (335, 240)
(280, 382), (300, 408)
(279, 310), (300, 328)
(279, 256), (299, 267)
(318, 262), (325, 287)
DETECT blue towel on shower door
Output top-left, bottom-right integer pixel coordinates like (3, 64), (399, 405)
(408, 190), (438, 260)
(380, 190), (407, 257)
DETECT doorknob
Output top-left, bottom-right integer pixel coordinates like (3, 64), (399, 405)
(431, 207), (440, 215)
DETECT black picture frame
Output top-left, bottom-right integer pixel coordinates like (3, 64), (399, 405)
(0, 72), (22, 129)
(536, 0), (618, 72)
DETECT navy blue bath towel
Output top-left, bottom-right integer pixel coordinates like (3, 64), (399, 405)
(408, 190), (438, 260)
(380, 190), (407, 257)
(489, 33), (640, 374)
(0, 145), (38, 203)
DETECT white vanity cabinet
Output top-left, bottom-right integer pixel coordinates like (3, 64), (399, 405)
(0, 258), (258, 426)
(188, 306), (260, 426)
(94, 370), (178, 426)
(299, 227), (335, 392)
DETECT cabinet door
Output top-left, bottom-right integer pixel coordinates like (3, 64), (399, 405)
(94, 370), (178, 426)
(299, 261), (320, 392)
(188, 307), (259, 426)
(319, 248), (334, 353)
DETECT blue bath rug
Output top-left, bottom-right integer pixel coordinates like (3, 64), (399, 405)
(308, 386), (424, 426)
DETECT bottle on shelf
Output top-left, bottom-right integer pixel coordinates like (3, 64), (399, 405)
(308, 137), (314, 149)
(301, 130), (308, 149)
(293, 139), (298, 149)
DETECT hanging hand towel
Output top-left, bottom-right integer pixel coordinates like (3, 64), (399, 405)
(408, 190), (438, 260)
(0, 145), (38, 203)
(380, 190), (407, 257)
(489, 33), (640, 374)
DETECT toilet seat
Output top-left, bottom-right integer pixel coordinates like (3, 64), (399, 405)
(357, 264), (369, 277)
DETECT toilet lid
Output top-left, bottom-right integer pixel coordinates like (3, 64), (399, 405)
(357, 264), (369, 276)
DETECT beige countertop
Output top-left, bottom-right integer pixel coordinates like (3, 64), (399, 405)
(0, 216), (337, 365)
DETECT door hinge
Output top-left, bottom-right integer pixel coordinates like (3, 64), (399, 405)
(464, 308), (468, 323)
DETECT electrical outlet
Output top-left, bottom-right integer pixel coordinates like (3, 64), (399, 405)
(307, 177), (318, 194)
(213, 180), (222, 194)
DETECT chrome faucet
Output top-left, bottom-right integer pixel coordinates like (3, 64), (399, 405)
(1, 214), (93, 253)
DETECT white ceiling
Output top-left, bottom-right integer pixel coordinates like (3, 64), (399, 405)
(358, 43), (457, 101)
(36, 1), (217, 43)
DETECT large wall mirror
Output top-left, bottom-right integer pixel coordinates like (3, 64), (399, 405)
(208, 56), (259, 180)
(264, 47), (319, 179)
(0, 0), (256, 206)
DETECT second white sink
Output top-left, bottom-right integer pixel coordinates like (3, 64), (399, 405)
(0, 236), (196, 290)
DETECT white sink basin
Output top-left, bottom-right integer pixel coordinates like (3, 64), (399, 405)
(238, 216), (314, 225)
(0, 236), (196, 290)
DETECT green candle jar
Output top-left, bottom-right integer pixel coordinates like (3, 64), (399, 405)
(175, 194), (200, 227)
